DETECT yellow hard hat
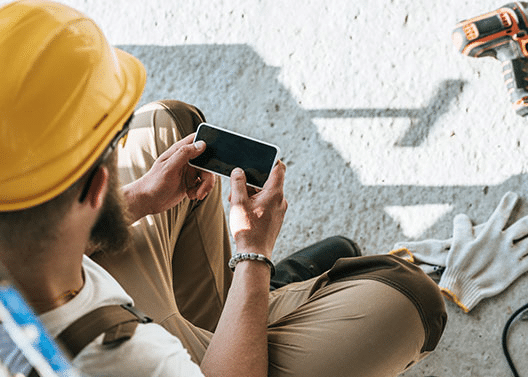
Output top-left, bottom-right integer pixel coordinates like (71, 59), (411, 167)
(0, 0), (146, 211)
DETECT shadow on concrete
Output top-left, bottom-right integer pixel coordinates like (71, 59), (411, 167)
(118, 44), (528, 252)
(308, 79), (467, 147)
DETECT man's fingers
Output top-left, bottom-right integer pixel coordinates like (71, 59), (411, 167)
(247, 186), (260, 197)
(229, 168), (248, 204)
(158, 133), (196, 161)
(167, 139), (206, 169)
(186, 172), (215, 200)
(194, 173), (216, 200)
(263, 160), (286, 191)
(182, 139), (206, 160)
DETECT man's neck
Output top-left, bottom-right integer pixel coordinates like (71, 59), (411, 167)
(1, 240), (86, 314)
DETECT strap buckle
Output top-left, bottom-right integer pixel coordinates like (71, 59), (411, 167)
(121, 303), (153, 324)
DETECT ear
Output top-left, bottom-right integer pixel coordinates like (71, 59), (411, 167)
(83, 166), (109, 210)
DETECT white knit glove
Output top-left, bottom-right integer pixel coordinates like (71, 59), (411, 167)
(391, 223), (485, 276)
(390, 239), (451, 276)
(438, 192), (528, 313)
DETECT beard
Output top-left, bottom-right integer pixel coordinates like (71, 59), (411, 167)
(85, 172), (132, 257)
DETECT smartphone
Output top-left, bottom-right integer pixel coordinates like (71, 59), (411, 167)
(189, 123), (280, 188)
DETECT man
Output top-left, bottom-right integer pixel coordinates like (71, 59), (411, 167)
(0, 1), (447, 376)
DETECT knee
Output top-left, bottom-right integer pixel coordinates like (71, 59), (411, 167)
(382, 254), (448, 353)
(154, 100), (207, 136)
(327, 254), (448, 353)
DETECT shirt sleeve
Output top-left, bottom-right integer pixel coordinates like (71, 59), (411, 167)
(74, 323), (205, 377)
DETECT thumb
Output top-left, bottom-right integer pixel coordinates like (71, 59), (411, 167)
(230, 168), (248, 204)
(173, 140), (206, 167)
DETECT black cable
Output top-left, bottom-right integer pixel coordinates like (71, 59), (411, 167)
(502, 302), (528, 377)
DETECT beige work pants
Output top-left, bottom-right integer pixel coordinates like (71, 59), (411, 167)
(91, 100), (447, 377)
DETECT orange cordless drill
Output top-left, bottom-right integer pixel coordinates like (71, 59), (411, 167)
(453, 2), (528, 116)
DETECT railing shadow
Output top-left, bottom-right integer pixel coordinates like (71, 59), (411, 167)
(308, 79), (466, 147)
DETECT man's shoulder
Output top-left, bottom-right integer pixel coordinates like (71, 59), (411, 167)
(56, 257), (204, 376)
(75, 321), (204, 377)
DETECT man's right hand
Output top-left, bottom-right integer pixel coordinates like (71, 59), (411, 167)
(122, 133), (215, 223)
(202, 162), (287, 377)
(228, 162), (288, 260)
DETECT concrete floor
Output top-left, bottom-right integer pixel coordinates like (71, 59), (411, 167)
(6, 0), (528, 375)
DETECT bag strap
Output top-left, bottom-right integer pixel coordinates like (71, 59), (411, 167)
(58, 303), (152, 358)
(28, 304), (152, 377)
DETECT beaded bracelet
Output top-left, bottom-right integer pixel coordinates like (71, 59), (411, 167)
(228, 252), (276, 276)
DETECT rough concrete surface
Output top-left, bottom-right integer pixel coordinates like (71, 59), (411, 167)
(5, 0), (528, 375)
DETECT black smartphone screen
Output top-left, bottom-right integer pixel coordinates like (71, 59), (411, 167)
(189, 123), (279, 188)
